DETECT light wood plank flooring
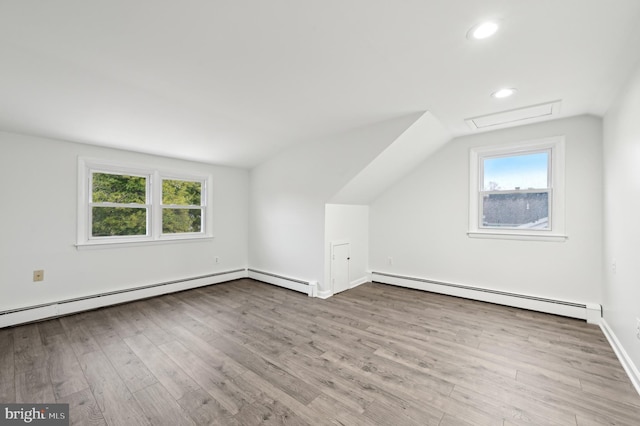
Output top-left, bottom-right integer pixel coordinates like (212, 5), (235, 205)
(1, 279), (639, 425)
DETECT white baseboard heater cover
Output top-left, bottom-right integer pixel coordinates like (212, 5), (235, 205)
(0, 269), (247, 328)
(371, 271), (600, 323)
(248, 269), (317, 297)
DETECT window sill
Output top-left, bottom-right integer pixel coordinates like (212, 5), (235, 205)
(75, 236), (215, 250)
(467, 231), (567, 242)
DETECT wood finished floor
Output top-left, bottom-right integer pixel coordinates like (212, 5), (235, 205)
(1, 279), (639, 426)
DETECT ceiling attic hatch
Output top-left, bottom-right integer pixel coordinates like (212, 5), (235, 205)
(465, 100), (562, 130)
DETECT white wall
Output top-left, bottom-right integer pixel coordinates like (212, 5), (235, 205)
(603, 63), (640, 377)
(0, 131), (249, 312)
(249, 113), (422, 292)
(324, 204), (369, 295)
(370, 115), (603, 304)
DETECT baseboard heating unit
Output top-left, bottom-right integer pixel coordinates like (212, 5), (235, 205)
(371, 271), (601, 323)
(0, 269), (246, 328)
(248, 269), (317, 297)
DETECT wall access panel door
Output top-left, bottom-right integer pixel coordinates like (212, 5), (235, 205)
(331, 241), (350, 294)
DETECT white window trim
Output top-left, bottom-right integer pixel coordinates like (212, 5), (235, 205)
(77, 157), (214, 248)
(156, 174), (209, 240)
(468, 136), (567, 242)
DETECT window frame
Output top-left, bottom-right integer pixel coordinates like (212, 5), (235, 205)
(77, 158), (213, 247)
(157, 175), (208, 238)
(479, 148), (552, 231)
(468, 136), (566, 242)
(88, 168), (152, 241)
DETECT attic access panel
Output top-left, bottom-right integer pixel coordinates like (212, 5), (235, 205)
(465, 100), (561, 130)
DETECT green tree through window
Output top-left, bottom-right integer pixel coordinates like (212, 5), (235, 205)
(91, 172), (148, 237)
(162, 179), (203, 234)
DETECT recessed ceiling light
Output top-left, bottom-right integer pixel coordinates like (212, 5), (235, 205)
(467, 21), (499, 40)
(492, 88), (517, 99)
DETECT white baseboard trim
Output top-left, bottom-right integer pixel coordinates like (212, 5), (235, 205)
(350, 276), (369, 289)
(371, 271), (598, 321)
(247, 269), (316, 297)
(0, 269), (247, 328)
(317, 290), (333, 299)
(316, 276), (368, 299)
(600, 319), (640, 396)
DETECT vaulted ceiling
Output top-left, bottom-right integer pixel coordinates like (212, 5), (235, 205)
(1, 1), (639, 167)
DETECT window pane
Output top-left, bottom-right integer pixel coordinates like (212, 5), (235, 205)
(163, 208), (202, 233)
(92, 207), (147, 236)
(482, 192), (549, 229)
(162, 179), (201, 205)
(483, 152), (548, 190)
(92, 173), (146, 203)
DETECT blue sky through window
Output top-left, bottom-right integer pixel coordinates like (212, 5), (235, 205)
(483, 151), (548, 190)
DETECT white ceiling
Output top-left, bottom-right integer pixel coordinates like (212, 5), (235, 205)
(1, 1), (639, 168)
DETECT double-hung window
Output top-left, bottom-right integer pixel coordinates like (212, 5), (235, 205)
(78, 158), (212, 246)
(90, 171), (151, 238)
(161, 178), (205, 235)
(469, 137), (566, 241)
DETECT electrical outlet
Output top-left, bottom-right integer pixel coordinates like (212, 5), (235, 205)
(33, 270), (44, 282)
(612, 259), (617, 275)
(636, 318), (640, 340)
(387, 257), (393, 266)
(215, 257), (220, 264)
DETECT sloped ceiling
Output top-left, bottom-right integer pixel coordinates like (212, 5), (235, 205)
(1, 1), (639, 167)
(330, 111), (450, 204)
